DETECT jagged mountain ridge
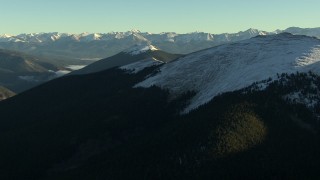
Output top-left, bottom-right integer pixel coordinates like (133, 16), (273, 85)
(1, 27), (319, 45)
(0, 29), (269, 43)
(1, 27), (319, 60)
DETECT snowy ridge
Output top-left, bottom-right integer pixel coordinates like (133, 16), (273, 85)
(124, 44), (159, 55)
(120, 58), (163, 73)
(136, 33), (320, 113)
(0, 28), (271, 44)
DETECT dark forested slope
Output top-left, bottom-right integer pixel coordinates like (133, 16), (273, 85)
(0, 64), (319, 179)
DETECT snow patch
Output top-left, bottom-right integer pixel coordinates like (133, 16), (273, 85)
(66, 65), (86, 70)
(284, 91), (319, 108)
(124, 45), (159, 55)
(120, 58), (163, 73)
(55, 70), (71, 77)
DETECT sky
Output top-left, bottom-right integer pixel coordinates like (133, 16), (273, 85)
(1, 0), (320, 34)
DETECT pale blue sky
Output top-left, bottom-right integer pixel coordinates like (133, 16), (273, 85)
(1, 0), (319, 34)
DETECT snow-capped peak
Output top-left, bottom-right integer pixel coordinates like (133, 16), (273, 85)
(79, 33), (102, 41)
(0, 34), (12, 38)
(130, 29), (141, 33)
(124, 44), (159, 55)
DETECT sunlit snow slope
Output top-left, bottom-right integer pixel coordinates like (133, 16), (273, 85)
(137, 33), (320, 112)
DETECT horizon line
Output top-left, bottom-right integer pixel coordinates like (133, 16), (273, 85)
(2, 26), (320, 36)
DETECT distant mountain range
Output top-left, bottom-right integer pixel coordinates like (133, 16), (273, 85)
(0, 27), (319, 61)
(1, 33), (320, 179)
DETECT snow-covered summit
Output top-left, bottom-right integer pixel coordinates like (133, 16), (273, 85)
(136, 33), (320, 113)
(0, 34), (20, 42)
(130, 29), (141, 33)
(0, 34), (12, 38)
(79, 33), (102, 41)
(124, 44), (159, 55)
